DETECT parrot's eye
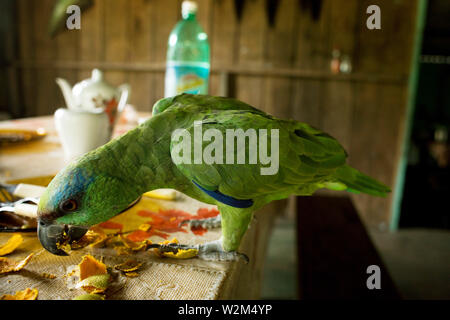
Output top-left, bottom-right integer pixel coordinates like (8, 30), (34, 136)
(60, 199), (78, 212)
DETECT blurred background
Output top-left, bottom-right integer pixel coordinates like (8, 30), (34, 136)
(0, 0), (448, 299)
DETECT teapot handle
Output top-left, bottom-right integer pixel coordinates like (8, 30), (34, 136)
(56, 78), (78, 110)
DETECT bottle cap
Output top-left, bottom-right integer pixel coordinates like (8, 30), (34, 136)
(182, 1), (198, 17)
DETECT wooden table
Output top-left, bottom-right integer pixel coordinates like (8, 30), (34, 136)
(0, 115), (280, 300)
(296, 196), (401, 299)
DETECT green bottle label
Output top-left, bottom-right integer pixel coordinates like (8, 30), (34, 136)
(165, 61), (210, 97)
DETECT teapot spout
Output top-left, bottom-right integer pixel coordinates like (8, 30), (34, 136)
(56, 78), (77, 110)
(117, 83), (130, 113)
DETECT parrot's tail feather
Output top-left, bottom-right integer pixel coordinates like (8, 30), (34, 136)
(333, 165), (391, 197)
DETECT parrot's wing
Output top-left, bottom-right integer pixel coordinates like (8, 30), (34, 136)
(170, 109), (348, 203)
(152, 94), (267, 116)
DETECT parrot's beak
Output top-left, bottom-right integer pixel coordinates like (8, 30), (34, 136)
(37, 219), (88, 256)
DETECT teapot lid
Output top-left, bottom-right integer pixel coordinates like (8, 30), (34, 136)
(91, 69), (103, 82)
(72, 68), (117, 102)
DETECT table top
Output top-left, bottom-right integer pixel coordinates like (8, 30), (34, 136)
(0, 113), (147, 181)
(0, 114), (278, 300)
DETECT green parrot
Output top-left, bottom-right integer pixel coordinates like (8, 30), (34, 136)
(37, 94), (390, 260)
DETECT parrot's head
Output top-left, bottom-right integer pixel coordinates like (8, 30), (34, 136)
(37, 161), (133, 256)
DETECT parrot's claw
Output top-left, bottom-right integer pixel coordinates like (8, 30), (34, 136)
(180, 215), (222, 229)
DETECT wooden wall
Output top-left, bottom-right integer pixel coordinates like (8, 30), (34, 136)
(6, 0), (421, 229)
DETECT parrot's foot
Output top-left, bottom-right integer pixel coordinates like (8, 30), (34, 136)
(149, 239), (248, 263)
(180, 215), (222, 229)
(197, 240), (248, 263)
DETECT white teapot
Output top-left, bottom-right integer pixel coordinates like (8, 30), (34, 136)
(54, 108), (111, 162)
(56, 69), (130, 125)
(54, 69), (130, 162)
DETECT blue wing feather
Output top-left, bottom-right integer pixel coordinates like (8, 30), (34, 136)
(192, 180), (254, 208)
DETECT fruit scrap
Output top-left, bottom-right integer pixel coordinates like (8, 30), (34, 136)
(0, 234), (23, 256)
(90, 233), (112, 248)
(56, 242), (71, 254)
(76, 255), (111, 296)
(162, 248), (199, 259)
(114, 259), (143, 273)
(0, 253), (34, 274)
(0, 288), (38, 300)
(124, 272), (139, 278)
(68, 227), (110, 250)
(119, 234), (149, 251)
(70, 228), (103, 249)
(78, 255), (107, 281)
(114, 259), (143, 278)
(152, 238), (179, 258)
(138, 223), (151, 232)
(143, 189), (176, 200)
(111, 234), (150, 256)
(73, 293), (105, 300)
(41, 272), (57, 279)
(113, 246), (132, 256)
(55, 231), (71, 254)
(153, 238), (198, 259)
(76, 274), (111, 294)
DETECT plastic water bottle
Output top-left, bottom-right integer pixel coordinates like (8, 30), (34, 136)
(164, 1), (210, 97)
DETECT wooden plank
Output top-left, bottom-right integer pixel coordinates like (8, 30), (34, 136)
(79, 0), (104, 79)
(153, 0), (181, 101)
(0, 2), (8, 114)
(12, 60), (407, 84)
(195, 0), (213, 39)
(263, 76), (293, 118)
(294, 0), (330, 71)
(128, 0), (154, 111)
(355, 0), (418, 75)
(210, 0), (237, 96)
(1, 0), (18, 116)
(320, 0), (359, 150)
(195, 0), (213, 96)
(55, 4), (81, 110)
(369, 84), (408, 228)
(236, 0), (266, 68)
(348, 82), (380, 226)
(291, 79), (322, 128)
(352, 0), (419, 227)
(235, 0), (266, 109)
(327, 0), (360, 56)
(34, 0), (58, 116)
(210, 0), (236, 68)
(291, 0), (331, 127)
(103, 0), (130, 88)
(263, 0), (297, 118)
(16, 0), (36, 116)
(320, 81), (353, 151)
(296, 196), (401, 299)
